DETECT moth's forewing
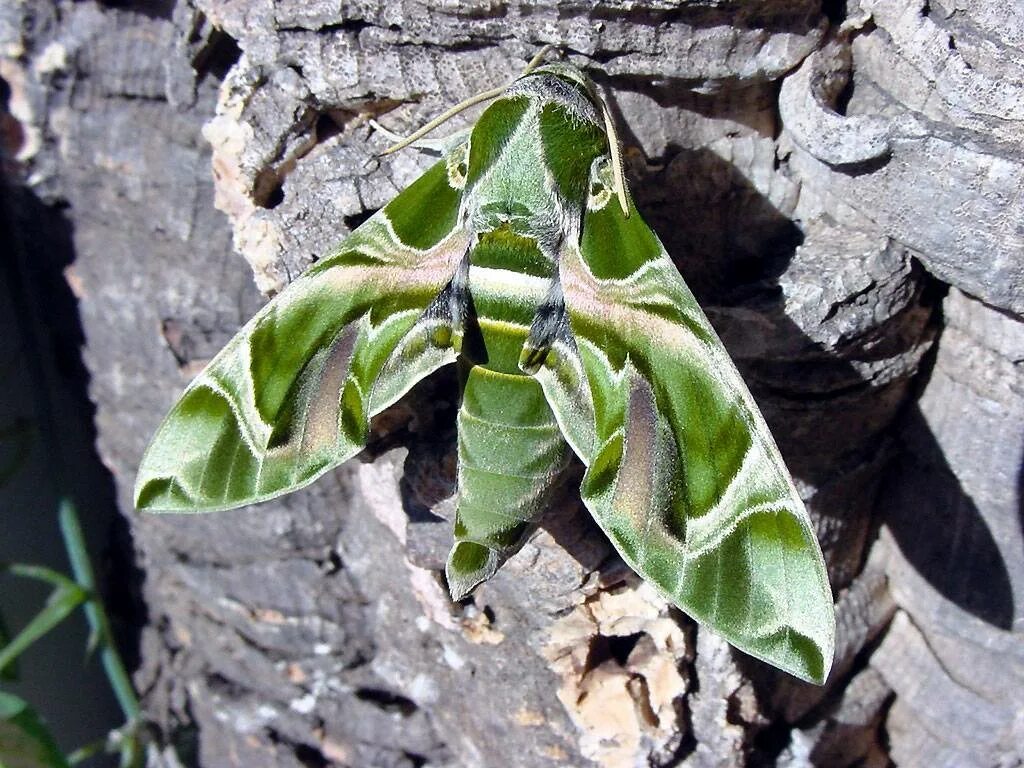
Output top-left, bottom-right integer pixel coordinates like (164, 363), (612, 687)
(534, 159), (835, 684)
(135, 160), (468, 512)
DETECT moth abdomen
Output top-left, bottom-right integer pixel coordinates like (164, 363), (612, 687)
(446, 366), (570, 600)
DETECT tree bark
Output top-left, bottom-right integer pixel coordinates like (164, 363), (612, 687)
(3, 0), (1022, 765)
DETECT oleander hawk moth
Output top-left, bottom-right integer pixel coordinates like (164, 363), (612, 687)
(135, 55), (835, 684)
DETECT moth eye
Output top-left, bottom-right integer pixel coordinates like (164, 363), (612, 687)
(587, 179), (612, 211)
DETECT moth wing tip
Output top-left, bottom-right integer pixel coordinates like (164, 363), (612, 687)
(444, 541), (502, 601)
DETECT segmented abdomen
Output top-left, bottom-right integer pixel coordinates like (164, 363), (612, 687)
(443, 229), (570, 597)
(446, 363), (570, 598)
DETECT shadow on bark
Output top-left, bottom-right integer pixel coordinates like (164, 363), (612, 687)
(0, 177), (146, 745)
(883, 407), (1014, 629)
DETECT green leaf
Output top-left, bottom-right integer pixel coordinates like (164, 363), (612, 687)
(0, 612), (15, 682)
(0, 691), (71, 768)
(65, 737), (105, 766)
(0, 567), (88, 677)
(2, 566), (79, 592)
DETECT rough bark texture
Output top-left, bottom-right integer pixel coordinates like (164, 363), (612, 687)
(3, 0), (1022, 766)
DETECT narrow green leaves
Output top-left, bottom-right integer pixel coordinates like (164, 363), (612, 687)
(0, 565), (89, 677)
(0, 692), (72, 768)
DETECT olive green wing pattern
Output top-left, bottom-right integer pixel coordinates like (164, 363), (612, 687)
(135, 159), (469, 512)
(134, 57), (835, 685)
(533, 163), (835, 684)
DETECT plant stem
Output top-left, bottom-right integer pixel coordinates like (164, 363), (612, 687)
(58, 496), (140, 723)
(1, 161), (142, 748)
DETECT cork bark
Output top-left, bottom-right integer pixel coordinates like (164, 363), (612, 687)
(3, 1), (1021, 766)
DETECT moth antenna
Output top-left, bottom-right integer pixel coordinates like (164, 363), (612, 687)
(381, 45), (559, 157)
(524, 43), (558, 72)
(367, 118), (405, 144)
(597, 94), (630, 218)
(380, 86), (506, 156)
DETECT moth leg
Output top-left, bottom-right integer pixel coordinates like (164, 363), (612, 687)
(370, 120), (471, 156)
(520, 274), (569, 375)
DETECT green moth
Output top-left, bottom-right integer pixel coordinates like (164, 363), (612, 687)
(136, 54), (835, 684)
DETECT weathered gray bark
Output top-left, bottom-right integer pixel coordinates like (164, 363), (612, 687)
(3, 0), (1022, 765)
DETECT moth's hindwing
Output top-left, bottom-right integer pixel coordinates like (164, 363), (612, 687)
(533, 159), (836, 684)
(135, 157), (469, 512)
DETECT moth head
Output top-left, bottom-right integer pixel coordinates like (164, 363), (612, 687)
(523, 61), (595, 91)
(510, 61), (603, 119)
(510, 59), (631, 217)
